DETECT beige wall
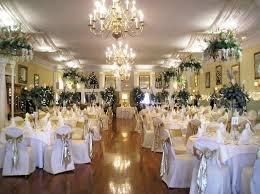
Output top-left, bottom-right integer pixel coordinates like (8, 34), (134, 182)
(11, 61), (55, 87)
(190, 44), (260, 95)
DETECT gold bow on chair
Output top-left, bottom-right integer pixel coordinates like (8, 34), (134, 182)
(86, 131), (93, 159)
(56, 133), (72, 169)
(5, 134), (23, 169)
(193, 147), (217, 194)
(160, 137), (171, 177)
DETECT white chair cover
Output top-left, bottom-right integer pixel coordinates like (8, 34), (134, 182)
(161, 133), (193, 188)
(2, 127), (35, 176)
(43, 126), (75, 174)
(189, 147), (231, 194)
(71, 131), (92, 164)
(140, 116), (154, 149)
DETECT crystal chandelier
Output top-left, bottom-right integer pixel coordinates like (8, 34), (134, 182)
(88, 0), (144, 40)
(106, 41), (136, 65)
(112, 63), (132, 81)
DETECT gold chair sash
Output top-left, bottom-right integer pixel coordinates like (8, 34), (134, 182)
(56, 133), (72, 169)
(169, 129), (182, 138)
(5, 134), (23, 169)
(160, 137), (171, 177)
(193, 147), (217, 194)
(15, 120), (24, 127)
(88, 114), (96, 119)
(76, 121), (85, 129)
(186, 120), (201, 142)
(86, 131), (93, 159)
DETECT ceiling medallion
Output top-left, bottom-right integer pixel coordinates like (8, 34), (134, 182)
(88, 0), (144, 40)
(106, 41), (136, 65)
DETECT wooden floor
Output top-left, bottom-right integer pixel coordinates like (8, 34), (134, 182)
(0, 119), (189, 194)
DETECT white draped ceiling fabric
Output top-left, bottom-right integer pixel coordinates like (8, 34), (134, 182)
(182, 0), (260, 53)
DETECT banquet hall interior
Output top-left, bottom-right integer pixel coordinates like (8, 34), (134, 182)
(0, 0), (260, 194)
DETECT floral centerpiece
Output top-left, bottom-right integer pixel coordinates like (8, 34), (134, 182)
(204, 30), (242, 61)
(219, 83), (249, 114)
(62, 67), (82, 89)
(100, 87), (117, 109)
(0, 25), (33, 62)
(175, 89), (190, 107)
(131, 87), (145, 111)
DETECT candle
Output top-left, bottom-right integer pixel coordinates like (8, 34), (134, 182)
(89, 14), (93, 25)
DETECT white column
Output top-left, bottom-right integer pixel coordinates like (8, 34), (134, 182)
(150, 72), (155, 90)
(0, 59), (6, 128)
(134, 72), (139, 87)
(99, 72), (105, 89)
(10, 61), (16, 120)
(116, 77), (121, 91)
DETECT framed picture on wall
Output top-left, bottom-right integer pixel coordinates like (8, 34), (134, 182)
(254, 52), (260, 79)
(18, 65), (28, 84)
(34, 74), (40, 87)
(105, 75), (116, 88)
(205, 72), (210, 88)
(216, 65), (222, 85)
(231, 64), (240, 84)
(139, 75), (150, 89)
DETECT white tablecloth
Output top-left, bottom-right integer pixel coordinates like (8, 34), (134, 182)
(116, 107), (135, 119)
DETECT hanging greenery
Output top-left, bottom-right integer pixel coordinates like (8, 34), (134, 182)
(179, 56), (201, 72)
(62, 67), (82, 88)
(20, 86), (54, 112)
(219, 83), (249, 114)
(0, 25), (33, 61)
(161, 67), (181, 83)
(173, 89), (190, 107)
(86, 72), (99, 89)
(131, 87), (145, 111)
(204, 30), (242, 61)
(58, 91), (81, 106)
(100, 87), (117, 108)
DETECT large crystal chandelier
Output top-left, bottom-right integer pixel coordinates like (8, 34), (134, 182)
(106, 41), (136, 65)
(88, 0), (144, 40)
(112, 63), (132, 81)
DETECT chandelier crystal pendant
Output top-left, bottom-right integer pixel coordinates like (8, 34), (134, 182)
(112, 63), (132, 81)
(106, 41), (136, 65)
(88, 0), (144, 40)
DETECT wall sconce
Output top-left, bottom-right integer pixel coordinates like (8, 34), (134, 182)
(254, 80), (260, 87)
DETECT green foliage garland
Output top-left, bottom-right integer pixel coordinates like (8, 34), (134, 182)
(100, 87), (117, 108)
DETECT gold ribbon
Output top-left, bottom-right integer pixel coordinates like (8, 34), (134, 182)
(152, 120), (164, 151)
(169, 129), (182, 138)
(56, 133), (72, 169)
(160, 137), (171, 177)
(86, 131), (93, 159)
(186, 120), (201, 142)
(5, 134), (23, 169)
(194, 147), (217, 194)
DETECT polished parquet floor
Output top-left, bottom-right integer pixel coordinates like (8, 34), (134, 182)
(0, 119), (189, 194)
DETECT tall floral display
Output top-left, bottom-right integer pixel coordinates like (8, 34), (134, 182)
(131, 87), (145, 111)
(100, 87), (117, 112)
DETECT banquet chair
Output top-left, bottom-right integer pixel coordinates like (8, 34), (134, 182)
(186, 120), (201, 142)
(247, 110), (258, 127)
(71, 120), (85, 140)
(134, 113), (142, 133)
(254, 123), (260, 135)
(2, 127), (35, 176)
(240, 149), (260, 194)
(151, 117), (167, 152)
(140, 115), (154, 149)
(189, 147), (231, 194)
(88, 118), (101, 141)
(13, 116), (24, 128)
(161, 135), (193, 188)
(71, 130), (93, 164)
(169, 128), (187, 154)
(43, 125), (75, 175)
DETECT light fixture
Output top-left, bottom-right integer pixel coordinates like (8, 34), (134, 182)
(112, 63), (132, 81)
(88, 0), (144, 40)
(106, 41), (135, 65)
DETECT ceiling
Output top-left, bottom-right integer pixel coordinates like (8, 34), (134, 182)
(8, 0), (260, 69)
